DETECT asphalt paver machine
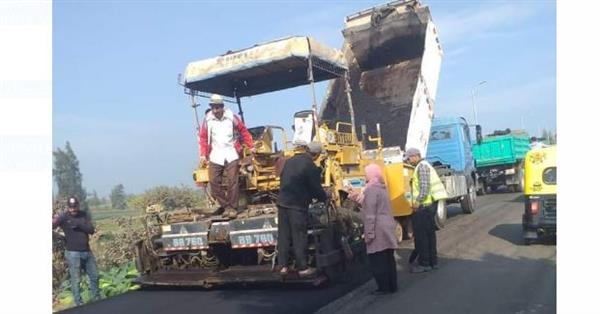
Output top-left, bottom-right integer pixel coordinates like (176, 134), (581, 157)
(134, 36), (368, 287)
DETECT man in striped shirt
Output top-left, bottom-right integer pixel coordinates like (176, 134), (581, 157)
(406, 147), (439, 273)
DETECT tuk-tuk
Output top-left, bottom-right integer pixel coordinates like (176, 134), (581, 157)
(522, 146), (556, 244)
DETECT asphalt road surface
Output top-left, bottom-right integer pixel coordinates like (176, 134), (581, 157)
(60, 192), (556, 314)
(321, 192), (556, 314)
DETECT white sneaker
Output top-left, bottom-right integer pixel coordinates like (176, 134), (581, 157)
(298, 267), (317, 277)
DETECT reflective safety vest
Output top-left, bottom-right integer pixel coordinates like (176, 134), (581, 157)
(411, 160), (449, 206)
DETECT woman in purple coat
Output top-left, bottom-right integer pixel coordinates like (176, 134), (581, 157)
(348, 163), (399, 295)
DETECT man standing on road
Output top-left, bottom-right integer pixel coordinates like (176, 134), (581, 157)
(277, 141), (328, 277)
(52, 196), (100, 306)
(406, 147), (448, 273)
(199, 94), (254, 219)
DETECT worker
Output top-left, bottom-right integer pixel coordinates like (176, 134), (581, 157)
(405, 147), (448, 273)
(199, 94), (254, 219)
(277, 141), (328, 277)
(347, 163), (398, 295)
(52, 196), (100, 306)
(530, 136), (548, 150)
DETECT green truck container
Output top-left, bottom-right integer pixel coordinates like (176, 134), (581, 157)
(472, 132), (530, 193)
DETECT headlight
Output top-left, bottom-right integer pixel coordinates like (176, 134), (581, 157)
(327, 131), (336, 143)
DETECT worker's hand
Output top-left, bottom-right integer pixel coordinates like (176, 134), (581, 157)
(250, 147), (257, 154)
(343, 184), (354, 193)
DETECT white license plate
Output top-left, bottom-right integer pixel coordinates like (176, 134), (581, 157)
(231, 232), (276, 248)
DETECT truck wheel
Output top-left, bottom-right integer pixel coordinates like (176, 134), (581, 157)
(477, 184), (486, 196)
(395, 221), (403, 244)
(461, 181), (476, 214)
(516, 167), (524, 192)
(434, 200), (447, 230)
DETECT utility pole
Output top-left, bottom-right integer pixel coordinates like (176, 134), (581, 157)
(471, 80), (487, 125)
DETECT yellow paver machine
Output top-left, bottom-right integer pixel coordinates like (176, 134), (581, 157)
(134, 0), (444, 287)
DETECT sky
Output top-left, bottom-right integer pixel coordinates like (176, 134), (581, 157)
(53, 0), (556, 197)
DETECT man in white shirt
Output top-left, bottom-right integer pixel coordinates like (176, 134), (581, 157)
(198, 94), (254, 219)
(530, 136), (548, 150)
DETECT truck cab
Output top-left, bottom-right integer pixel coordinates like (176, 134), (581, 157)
(426, 117), (477, 179)
(425, 117), (478, 228)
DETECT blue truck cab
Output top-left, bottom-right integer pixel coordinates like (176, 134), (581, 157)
(423, 117), (479, 227)
(426, 117), (477, 183)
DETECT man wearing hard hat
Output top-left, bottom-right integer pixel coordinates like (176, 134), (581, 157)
(199, 94), (254, 219)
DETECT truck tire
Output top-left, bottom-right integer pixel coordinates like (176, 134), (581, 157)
(477, 184), (486, 196)
(461, 180), (476, 214)
(395, 220), (403, 244)
(516, 166), (524, 192)
(434, 200), (447, 230)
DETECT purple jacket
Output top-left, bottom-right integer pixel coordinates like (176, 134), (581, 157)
(360, 182), (398, 254)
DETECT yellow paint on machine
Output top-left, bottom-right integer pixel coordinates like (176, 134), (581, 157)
(383, 162), (414, 217)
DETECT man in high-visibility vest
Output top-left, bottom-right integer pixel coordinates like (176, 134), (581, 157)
(405, 147), (448, 273)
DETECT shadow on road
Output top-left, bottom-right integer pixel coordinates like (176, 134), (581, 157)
(509, 193), (525, 202)
(446, 205), (463, 219)
(488, 223), (556, 246)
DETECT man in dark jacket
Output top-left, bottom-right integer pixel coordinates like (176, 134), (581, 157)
(277, 141), (328, 277)
(52, 196), (100, 306)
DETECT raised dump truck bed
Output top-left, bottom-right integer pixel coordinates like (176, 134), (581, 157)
(321, 0), (443, 153)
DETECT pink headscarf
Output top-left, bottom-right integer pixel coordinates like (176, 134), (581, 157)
(347, 163), (385, 204)
(365, 163), (385, 187)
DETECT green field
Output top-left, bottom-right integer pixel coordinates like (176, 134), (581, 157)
(90, 208), (140, 221)
(89, 208), (142, 233)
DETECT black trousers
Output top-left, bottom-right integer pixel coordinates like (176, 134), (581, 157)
(277, 205), (309, 270)
(368, 248), (398, 292)
(412, 202), (438, 267)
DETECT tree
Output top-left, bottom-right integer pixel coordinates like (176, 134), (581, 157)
(53, 141), (88, 211)
(110, 184), (127, 210)
(541, 129), (549, 143)
(127, 185), (204, 212)
(88, 190), (102, 208)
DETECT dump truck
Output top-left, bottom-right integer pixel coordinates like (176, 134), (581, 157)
(472, 129), (530, 193)
(321, 0), (444, 238)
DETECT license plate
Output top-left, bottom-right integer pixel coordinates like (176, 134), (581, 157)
(164, 235), (208, 251)
(230, 231), (277, 248)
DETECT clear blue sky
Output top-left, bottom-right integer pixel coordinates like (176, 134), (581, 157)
(53, 0), (556, 197)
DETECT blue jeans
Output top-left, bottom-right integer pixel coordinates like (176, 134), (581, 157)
(65, 250), (100, 306)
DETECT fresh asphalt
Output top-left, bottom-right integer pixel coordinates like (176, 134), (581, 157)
(60, 192), (556, 314)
